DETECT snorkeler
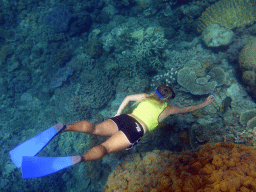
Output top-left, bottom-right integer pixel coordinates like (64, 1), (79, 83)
(9, 85), (215, 178)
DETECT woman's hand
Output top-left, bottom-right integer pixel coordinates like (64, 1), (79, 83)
(204, 95), (215, 106)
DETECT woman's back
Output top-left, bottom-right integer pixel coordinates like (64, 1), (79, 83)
(132, 99), (168, 132)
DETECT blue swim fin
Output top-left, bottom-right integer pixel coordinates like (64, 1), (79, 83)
(22, 155), (81, 179)
(9, 123), (65, 168)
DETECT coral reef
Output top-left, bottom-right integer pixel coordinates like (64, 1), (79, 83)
(239, 38), (256, 72)
(163, 38), (214, 70)
(54, 68), (114, 120)
(226, 29), (251, 62)
(52, 49), (72, 67)
(51, 67), (74, 89)
(2, 0), (256, 191)
(242, 71), (255, 87)
(104, 143), (256, 192)
(134, 0), (166, 16)
(95, 11), (110, 24)
(238, 37), (256, 98)
(102, 25), (167, 69)
(0, 45), (13, 65)
(13, 70), (31, 93)
(177, 59), (226, 95)
(85, 38), (103, 59)
(150, 68), (178, 87)
(132, 27), (168, 68)
(208, 67), (226, 86)
(44, 7), (71, 33)
(69, 12), (92, 37)
(197, 0), (256, 33)
(201, 23), (234, 47)
(240, 109), (256, 130)
(116, 76), (149, 95)
(101, 25), (129, 52)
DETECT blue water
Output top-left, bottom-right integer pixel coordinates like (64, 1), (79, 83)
(1, 0), (256, 191)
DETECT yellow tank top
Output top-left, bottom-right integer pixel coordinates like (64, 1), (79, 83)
(132, 99), (167, 132)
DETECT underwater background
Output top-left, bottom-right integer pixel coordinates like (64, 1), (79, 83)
(2, 0), (256, 191)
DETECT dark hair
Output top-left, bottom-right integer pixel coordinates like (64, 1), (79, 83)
(157, 85), (175, 100)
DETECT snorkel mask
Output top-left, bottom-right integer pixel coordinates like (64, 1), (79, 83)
(156, 86), (175, 100)
(155, 88), (164, 99)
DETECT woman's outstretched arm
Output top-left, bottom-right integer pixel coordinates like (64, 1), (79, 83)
(167, 95), (215, 115)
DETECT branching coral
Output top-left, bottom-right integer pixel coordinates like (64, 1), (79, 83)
(104, 143), (256, 192)
(197, 0), (256, 33)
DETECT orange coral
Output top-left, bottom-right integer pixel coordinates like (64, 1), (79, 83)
(104, 143), (256, 192)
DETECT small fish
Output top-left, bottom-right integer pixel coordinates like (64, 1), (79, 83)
(219, 96), (232, 113)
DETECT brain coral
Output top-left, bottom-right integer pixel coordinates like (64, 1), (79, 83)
(104, 143), (256, 192)
(238, 38), (256, 98)
(239, 38), (256, 72)
(197, 0), (256, 33)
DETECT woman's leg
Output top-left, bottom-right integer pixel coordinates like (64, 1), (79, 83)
(81, 131), (131, 161)
(65, 120), (119, 137)
(65, 121), (95, 133)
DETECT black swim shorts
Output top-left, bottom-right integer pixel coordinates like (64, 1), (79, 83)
(110, 114), (144, 150)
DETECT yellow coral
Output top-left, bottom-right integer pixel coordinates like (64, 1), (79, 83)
(197, 0), (256, 33)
